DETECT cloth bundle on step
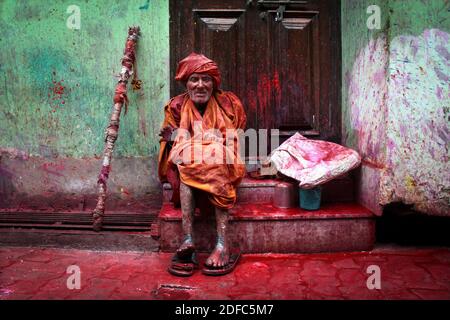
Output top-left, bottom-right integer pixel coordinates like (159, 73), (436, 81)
(270, 133), (361, 189)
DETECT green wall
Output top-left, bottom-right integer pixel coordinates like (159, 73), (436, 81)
(388, 0), (450, 39)
(0, 0), (170, 158)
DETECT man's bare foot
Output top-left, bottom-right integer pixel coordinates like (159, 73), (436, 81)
(176, 235), (195, 259)
(205, 243), (229, 268)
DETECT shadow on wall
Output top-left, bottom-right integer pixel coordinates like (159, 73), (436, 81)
(0, 156), (17, 208)
(376, 202), (450, 246)
(0, 165), (16, 208)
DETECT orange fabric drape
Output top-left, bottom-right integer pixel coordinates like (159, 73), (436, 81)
(158, 91), (246, 210)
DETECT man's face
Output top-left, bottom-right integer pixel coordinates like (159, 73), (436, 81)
(186, 73), (213, 105)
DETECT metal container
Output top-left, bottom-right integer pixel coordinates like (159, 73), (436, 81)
(273, 182), (298, 208)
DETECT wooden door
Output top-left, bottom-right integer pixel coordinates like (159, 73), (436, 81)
(170, 0), (341, 152)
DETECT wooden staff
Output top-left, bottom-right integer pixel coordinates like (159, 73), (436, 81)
(92, 26), (141, 231)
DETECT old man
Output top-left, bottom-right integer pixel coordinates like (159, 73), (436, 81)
(158, 53), (246, 276)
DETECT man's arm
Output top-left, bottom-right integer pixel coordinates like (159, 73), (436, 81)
(157, 95), (184, 182)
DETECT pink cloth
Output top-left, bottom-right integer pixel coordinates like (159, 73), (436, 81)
(270, 133), (361, 189)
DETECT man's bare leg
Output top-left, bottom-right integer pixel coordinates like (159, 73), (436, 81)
(205, 208), (230, 268)
(177, 182), (195, 258)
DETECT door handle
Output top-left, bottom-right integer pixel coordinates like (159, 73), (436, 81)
(256, 1), (307, 22)
(275, 5), (285, 22)
(257, 0), (308, 6)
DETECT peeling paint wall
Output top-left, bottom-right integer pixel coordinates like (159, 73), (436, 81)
(342, 0), (449, 216)
(0, 0), (169, 211)
(383, 1), (450, 216)
(342, 0), (390, 215)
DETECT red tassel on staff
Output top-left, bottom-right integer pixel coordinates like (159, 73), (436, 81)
(92, 26), (141, 232)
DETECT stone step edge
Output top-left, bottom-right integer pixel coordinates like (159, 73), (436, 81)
(162, 180), (278, 190)
(0, 210), (157, 215)
(0, 227), (154, 236)
(159, 203), (375, 222)
(162, 174), (352, 190)
(0, 228), (159, 251)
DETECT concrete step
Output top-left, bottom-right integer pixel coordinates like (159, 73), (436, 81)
(162, 174), (354, 205)
(158, 202), (376, 254)
(0, 227), (159, 252)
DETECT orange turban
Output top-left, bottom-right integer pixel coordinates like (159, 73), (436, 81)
(175, 52), (221, 88)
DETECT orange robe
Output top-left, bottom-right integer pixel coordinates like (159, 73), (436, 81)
(158, 90), (246, 210)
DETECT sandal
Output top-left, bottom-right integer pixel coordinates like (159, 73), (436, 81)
(167, 252), (199, 277)
(202, 249), (241, 276)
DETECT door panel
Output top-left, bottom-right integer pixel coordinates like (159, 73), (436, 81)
(170, 0), (341, 147)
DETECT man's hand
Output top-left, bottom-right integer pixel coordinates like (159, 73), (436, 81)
(159, 125), (175, 142)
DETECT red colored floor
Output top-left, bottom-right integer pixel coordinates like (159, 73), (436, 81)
(0, 245), (449, 300)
